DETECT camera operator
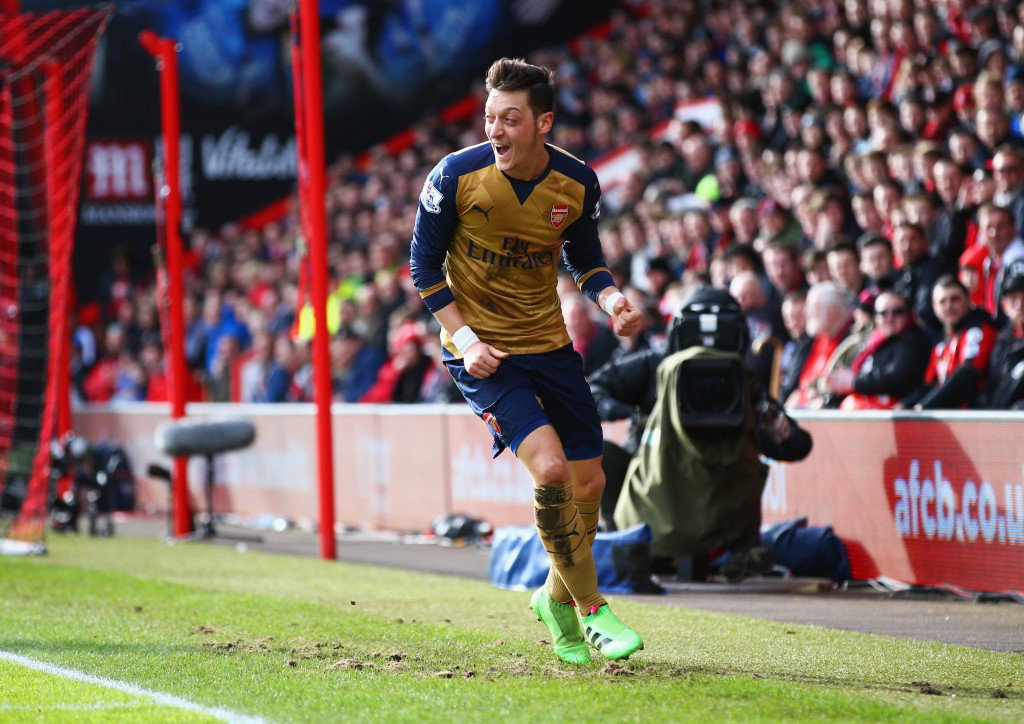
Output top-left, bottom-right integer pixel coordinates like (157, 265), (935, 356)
(589, 287), (812, 563)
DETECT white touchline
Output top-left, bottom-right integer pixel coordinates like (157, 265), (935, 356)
(0, 650), (266, 724)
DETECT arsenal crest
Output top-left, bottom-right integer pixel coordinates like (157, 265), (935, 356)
(550, 204), (569, 229)
(483, 412), (502, 436)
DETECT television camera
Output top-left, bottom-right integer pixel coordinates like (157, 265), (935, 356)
(50, 432), (134, 536)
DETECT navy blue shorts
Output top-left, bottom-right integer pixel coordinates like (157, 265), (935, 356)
(444, 344), (603, 461)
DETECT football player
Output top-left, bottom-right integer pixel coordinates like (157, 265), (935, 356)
(411, 58), (643, 663)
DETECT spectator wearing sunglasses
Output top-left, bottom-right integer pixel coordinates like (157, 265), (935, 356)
(823, 291), (932, 410)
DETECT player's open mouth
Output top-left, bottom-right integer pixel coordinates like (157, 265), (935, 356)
(493, 144), (510, 157)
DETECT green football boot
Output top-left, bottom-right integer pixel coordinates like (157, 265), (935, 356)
(530, 587), (591, 664)
(581, 604), (644, 660)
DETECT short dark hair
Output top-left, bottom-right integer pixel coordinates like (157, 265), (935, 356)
(903, 191), (939, 209)
(947, 125), (978, 142)
(722, 243), (762, 269)
(764, 241), (800, 262)
(874, 289), (910, 313)
(783, 288), (807, 304)
(933, 273), (969, 297)
(995, 144), (1024, 161)
(893, 221), (927, 241)
(978, 202), (1013, 225)
(932, 156), (965, 174)
(802, 248), (828, 273)
(485, 58), (554, 117)
(828, 241), (860, 262)
(856, 232), (892, 253)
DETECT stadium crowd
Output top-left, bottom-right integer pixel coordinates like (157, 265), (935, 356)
(74, 0), (1024, 411)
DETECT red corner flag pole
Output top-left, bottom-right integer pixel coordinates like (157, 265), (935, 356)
(295, 0), (337, 560)
(139, 30), (192, 538)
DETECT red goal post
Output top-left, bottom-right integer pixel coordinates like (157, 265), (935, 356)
(0, 4), (110, 552)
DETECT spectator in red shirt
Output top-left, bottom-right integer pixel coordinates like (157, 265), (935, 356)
(786, 281), (852, 409)
(140, 342), (169, 402)
(82, 326), (126, 402)
(360, 324), (435, 403)
(904, 275), (998, 409)
(959, 203), (1024, 322)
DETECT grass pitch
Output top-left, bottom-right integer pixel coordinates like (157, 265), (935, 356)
(0, 535), (1021, 722)
(0, 657), (214, 722)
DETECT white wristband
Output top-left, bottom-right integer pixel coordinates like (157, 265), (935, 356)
(451, 325), (480, 355)
(602, 291), (625, 316)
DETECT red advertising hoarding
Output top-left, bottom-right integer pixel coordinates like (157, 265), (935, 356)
(763, 412), (1024, 593)
(74, 405), (1024, 593)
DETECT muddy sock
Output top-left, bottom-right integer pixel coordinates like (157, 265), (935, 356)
(534, 483), (605, 612)
(546, 498), (601, 604)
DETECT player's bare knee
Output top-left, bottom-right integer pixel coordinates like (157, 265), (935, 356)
(533, 457), (571, 488)
(577, 469), (605, 500)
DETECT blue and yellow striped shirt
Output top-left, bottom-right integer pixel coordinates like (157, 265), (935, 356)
(410, 142), (613, 356)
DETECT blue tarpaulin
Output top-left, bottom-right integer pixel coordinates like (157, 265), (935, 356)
(488, 523), (662, 594)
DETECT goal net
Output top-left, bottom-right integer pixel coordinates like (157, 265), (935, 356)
(0, 6), (110, 554)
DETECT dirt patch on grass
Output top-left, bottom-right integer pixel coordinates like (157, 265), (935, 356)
(911, 681), (943, 696)
(329, 658), (376, 671)
(202, 637), (266, 653)
(202, 634), (359, 661)
(601, 662), (634, 677)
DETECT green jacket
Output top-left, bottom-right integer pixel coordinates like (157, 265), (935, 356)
(613, 348), (768, 557)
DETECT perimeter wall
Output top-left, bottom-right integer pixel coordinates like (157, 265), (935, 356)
(74, 404), (1024, 593)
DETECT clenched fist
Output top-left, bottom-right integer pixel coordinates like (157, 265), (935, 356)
(463, 342), (509, 379)
(609, 296), (641, 337)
